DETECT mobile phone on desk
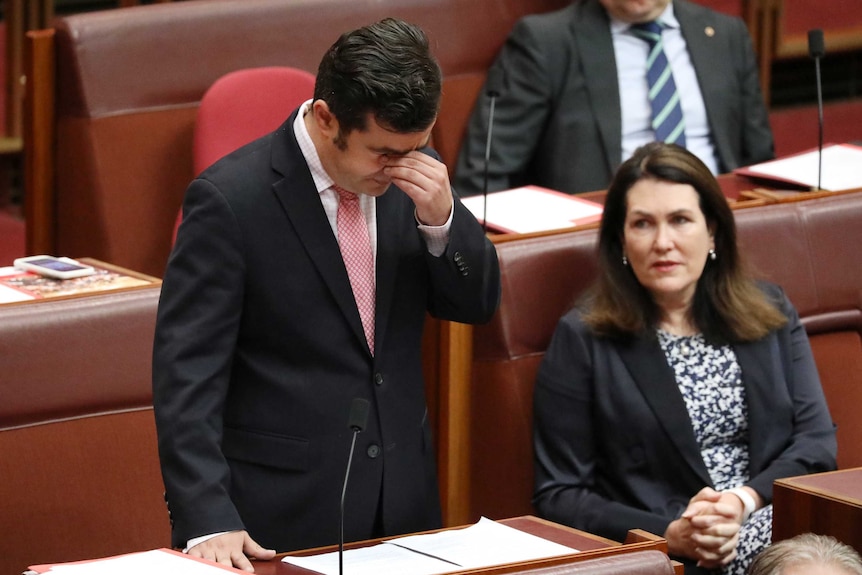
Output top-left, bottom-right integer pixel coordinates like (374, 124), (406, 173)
(13, 255), (97, 279)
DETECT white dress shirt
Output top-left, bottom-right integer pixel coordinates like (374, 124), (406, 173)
(609, 2), (720, 174)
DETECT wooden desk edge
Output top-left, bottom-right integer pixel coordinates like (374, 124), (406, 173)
(1, 257), (161, 308)
(775, 469), (862, 507)
(273, 516), (677, 575)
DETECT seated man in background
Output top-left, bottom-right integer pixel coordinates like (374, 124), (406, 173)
(454, 0), (774, 196)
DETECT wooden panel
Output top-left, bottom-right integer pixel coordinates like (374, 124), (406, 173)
(772, 0), (862, 59)
(23, 28), (55, 255)
(769, 98), (862, 157)
(773, 469), (862, 553)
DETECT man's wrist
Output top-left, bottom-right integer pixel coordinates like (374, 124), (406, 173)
(184, 531), (230, 553)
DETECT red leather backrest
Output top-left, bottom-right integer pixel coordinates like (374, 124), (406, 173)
(0, 288), (169, 575)
(173, 66), (316, 243)
(52, 0), (571, 277)
(506, 550), (676, 575)
(192, 66), (316, 176)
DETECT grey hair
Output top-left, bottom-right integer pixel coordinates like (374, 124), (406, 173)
(748, 534), (862, 575)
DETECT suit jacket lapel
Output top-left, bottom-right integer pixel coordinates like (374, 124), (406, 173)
(617, 335), (714, 486)
(270, 113), (372, 355)
(675, 0), (733, 169)
(372, 190), (405, 356)
(576, 1), (622, 175)
(733, 336), (778, 474)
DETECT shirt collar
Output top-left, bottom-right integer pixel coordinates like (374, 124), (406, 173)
(608, 2), (679, 35)
(293, 99), (336, 195)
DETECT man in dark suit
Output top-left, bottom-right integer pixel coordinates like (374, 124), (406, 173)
(152, 18), (501, 572)
(454, 0), (775, 196)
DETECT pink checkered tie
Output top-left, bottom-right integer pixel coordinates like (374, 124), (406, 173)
(335, 187), (375, 353)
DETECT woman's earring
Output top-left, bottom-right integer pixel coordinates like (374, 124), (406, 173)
(709, 248), (717, 261)
(622, 254), (628, 266)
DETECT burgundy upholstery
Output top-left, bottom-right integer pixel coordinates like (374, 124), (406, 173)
(0, 212), (25, 264)
(505, 551), (675, 575)
(0, 287), (170, 574)
(192, 66), (316, 176)
(468, 191), (862, 521)
(172, 65), (316, 242)
(769, 98), (862, 157)
(49, 0), (570, 277)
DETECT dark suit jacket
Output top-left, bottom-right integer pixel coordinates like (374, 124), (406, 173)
(152, 110), (501, 551)
(454, 0), (775, 195)
(533, 284), (836, 574)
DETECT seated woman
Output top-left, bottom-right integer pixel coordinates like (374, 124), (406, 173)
(532, 142), (837, 575)
(748, 533), (862, 575)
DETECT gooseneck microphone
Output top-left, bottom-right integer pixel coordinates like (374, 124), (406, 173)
(339, 398), (369, 575)
(808, 29), (825, 190)
(481, 67), (505, 232)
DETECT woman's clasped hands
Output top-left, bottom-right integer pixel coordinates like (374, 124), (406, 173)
(665, 487), (746, 569)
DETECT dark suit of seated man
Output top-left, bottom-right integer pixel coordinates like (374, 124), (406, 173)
(453, 0), (774, 196)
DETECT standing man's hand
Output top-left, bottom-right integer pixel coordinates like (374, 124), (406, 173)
(384, 151), (453, 226)
(187, 530), (276, 573)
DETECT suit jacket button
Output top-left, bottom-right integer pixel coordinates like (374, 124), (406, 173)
(367, 444), (381, 458)
(374, 373), (384, 386)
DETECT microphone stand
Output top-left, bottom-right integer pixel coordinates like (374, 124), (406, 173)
(814, 53), (824, 191)
(339, 398), (369, 575)
(482, 95), (498, 233)
(808, 29), (825, 190)
(481, 67), (505, 233)
(339, 427), (360, 575)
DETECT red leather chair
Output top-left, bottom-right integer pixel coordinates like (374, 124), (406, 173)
(172, 66), (316, 242)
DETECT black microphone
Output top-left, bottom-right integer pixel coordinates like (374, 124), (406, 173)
(808, 29), (825, 190)
(339, 398), (369, 575)
(481, 66), (505, 232)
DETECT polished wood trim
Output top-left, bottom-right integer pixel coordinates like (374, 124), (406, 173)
(437, 320), (476, 526)
(23, 28), (55, 256)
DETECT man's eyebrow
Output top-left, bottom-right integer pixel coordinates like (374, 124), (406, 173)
(371, 135), (431, 156)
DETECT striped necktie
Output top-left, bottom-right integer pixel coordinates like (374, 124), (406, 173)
(630, 20), (687, 148)
(335, 186), (375, 354)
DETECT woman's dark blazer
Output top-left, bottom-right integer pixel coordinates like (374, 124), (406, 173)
(533, 283), (836, 553)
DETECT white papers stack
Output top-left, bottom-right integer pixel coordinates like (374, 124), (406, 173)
(735, 144), (862, 192)
(282, 517), (578, 575)
(461, 186), (603, 234)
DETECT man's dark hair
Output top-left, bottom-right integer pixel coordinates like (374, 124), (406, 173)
(314, 18), (442, 143)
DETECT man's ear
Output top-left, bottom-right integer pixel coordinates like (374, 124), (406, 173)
(311, 99), (339, 138)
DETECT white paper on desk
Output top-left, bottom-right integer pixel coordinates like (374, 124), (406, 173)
(0, 266), (34, 303)
(739, 144), (862, 191)
(388, 516), (577, 569)
(39, 549), (239, 574)
(281, 542), (459, 575)
(281, 517), (578, 575)
(460, 186), (603, 234)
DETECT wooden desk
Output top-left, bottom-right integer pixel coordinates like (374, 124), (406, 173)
(254, 515), (682, 575)
(773, 468), (862, 552)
